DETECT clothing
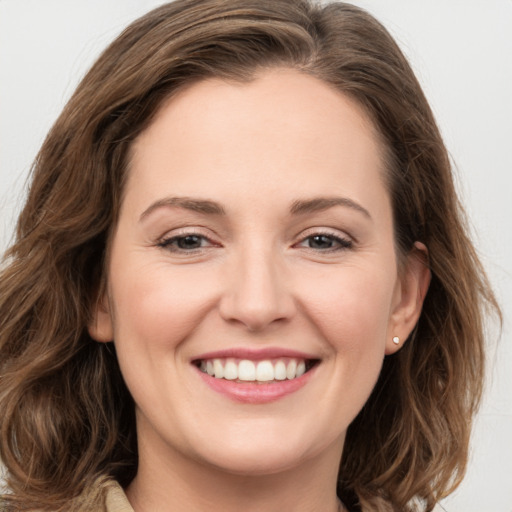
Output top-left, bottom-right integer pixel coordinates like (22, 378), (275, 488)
(76, 478), (445, 511)
(102, 481), (134, 512)
(74, 478), (133, 512)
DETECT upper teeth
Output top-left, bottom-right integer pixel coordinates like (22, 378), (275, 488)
(200, 358), (307, 382)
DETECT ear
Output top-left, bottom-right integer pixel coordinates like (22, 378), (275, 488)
(88, 292), (114, 343)
(385, 242), (431, 355)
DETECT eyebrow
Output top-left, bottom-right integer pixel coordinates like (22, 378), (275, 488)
(139, 195), (371, 221)
(290, 197), (371, 219)
(139, 196), (226, 221)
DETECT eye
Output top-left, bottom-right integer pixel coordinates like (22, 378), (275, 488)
(297, 233), (353, 252)
(157, 233), (215, 252)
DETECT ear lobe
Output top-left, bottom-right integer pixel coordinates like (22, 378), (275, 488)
(88, 294), (114, 343)
(385, 242), (431, 355)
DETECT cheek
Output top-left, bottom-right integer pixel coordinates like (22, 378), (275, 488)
(299, 263), (396, 353)
(109, 261), (218, 350)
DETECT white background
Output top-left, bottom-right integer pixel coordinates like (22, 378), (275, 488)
(0, 1), (511, 510)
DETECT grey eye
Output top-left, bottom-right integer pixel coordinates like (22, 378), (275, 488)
(300, 234), (352, 251)
(175, 235), (204, 250)
(158, 234), (211, 252)
(307, 235), (337, 249)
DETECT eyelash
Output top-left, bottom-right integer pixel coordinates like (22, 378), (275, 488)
(157, 230), (353, 254)
(157, 232), (215, 253)
(295, 232), (353, 252)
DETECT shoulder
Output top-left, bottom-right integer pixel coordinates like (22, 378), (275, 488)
(103, 480), (134, 512)
(69, 477), (133, 512)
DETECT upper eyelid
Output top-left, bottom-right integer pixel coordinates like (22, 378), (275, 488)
(295, 226), (354, 242)
(295, 233), (352, 247)
(157, 226), (219, 241)
(155, 230), (218, 253)
(158, 233), (216, 245)
(156, 234), (220, 255)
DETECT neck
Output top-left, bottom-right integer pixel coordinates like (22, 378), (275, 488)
(126, 431), (344, 512)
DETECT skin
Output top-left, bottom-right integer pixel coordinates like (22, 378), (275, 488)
(90, 68), (430, 512)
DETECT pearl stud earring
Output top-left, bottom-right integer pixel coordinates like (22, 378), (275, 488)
(392, 336), (400, 345)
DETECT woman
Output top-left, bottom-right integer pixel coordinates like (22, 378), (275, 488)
(0, 1), (499, 511)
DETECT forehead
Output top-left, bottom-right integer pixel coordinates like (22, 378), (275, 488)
(135, 69), (381, 150)
(126, 68), (388, 212)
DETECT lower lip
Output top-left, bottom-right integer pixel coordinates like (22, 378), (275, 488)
(195, 365), (317, 404)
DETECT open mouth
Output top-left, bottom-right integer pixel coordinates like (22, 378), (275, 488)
(194, 357), (319, 384)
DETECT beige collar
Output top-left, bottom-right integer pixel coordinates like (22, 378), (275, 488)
(103, 480), (134, 512)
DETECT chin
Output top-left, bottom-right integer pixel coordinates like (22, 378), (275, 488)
(184, 420), (333, 476)
(198, 443), (310, 476)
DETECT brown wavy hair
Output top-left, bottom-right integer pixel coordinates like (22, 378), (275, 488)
(0, 1), (500, 510)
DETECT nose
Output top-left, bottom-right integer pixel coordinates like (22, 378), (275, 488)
(218, 248), (296, 332)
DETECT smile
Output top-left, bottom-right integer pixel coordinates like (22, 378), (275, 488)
(192, 350), (320, 404)
(196, 357), (318, 383)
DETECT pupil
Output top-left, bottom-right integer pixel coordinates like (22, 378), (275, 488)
(310, 235), (332, 249)
(178, 235), (201, 249)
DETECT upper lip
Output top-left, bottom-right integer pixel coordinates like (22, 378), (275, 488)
(192, 347), (320, 362)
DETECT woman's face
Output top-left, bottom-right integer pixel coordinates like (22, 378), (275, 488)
(90, 68), (427, 476)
